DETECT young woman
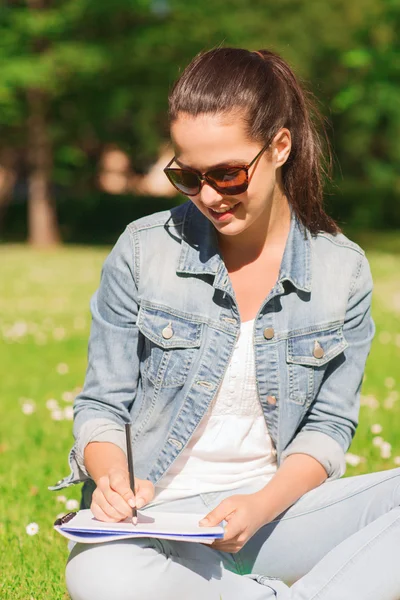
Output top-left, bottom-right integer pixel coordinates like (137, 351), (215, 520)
(52, 48), (400, 599)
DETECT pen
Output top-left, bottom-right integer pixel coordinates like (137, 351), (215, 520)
(125, 422), (137, 525)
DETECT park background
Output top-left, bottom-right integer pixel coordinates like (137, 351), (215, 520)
(0, 0), (399, 598)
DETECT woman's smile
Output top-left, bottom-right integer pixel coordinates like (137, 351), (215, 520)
(207, 201), (241, 221)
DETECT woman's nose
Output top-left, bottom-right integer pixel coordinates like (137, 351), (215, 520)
(199, 182), (224, 206)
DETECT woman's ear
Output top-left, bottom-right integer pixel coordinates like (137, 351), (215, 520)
(272, 128), (291, 168)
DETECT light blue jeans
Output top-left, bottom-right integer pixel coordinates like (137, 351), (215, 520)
(66, 467), (400, 600)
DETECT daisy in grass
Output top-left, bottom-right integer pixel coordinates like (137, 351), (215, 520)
(22, 402), (35, 415)
(26, 522), (39, 536)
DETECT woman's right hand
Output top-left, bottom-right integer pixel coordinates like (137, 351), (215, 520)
(91, 468), (155, 522)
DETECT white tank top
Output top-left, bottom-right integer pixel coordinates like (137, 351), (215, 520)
(152, 319), (277, 504)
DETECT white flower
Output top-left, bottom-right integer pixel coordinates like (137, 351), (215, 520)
(64, 406), (74, 420)
(65, 499), (79, 510)
(345, 453), (362, 467)
(372, 436), (384, 447)
(370, 424), (382, 435)
(56, 495), (67, 503)
(380, 442), (392, 459)
(10, 321), (28, 338)
(384, 377), (395, 389)
(46, 399), (59, 410)
(62, 391), (74, 403)
(56, 363), (69, 375)
(21, 401), (36, 415)
(51, 409), (64, 421)
(26, 522), (39, 536)
(394, 456), (400, 466)
(360, 394), (379, 409)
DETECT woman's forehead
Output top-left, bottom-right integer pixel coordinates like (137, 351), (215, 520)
(170, 113), (257, 170)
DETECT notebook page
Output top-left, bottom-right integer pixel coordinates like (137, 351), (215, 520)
(60, 509), (224, 538)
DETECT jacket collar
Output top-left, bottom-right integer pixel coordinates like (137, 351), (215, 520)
(176, 202), (312, 293)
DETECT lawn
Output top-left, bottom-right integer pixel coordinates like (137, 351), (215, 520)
(0, 233), (399, 599)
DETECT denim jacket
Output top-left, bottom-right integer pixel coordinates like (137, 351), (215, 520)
(49, 201), (375, 497)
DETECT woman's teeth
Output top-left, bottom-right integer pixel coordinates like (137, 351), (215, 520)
(211, 204), (238, 213)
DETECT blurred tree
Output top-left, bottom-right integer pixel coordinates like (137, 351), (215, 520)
(328, 0), (400, 227)
(0, 0), (397, 244)
(0, 0), (165, 245)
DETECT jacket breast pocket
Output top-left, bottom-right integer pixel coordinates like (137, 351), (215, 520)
(137, 304), (203, 388)
(286, 325), (348, 406)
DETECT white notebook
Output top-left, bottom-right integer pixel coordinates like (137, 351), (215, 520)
(54, 509), (225, 545)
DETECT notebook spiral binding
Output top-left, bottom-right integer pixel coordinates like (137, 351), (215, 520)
(54, 511), (78, 526)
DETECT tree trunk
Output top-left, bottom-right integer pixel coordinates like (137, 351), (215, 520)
(26, 88), (60, 246)
(0, 148), (17, 232)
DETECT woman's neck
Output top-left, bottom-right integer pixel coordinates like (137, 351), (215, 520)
(218, 195), (291, 270)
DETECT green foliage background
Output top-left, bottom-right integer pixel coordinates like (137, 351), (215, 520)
(0, 0), (399, 237)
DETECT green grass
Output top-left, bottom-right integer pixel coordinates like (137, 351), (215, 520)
(0, 235), (400, 599)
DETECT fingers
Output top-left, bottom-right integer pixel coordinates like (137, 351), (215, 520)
(109, 470), (136, 507)
(93, 474), (133, 522)
(211, 539), (243, 553)
(199, 498), (235, 527)
(91, 501), (117, 523)
(92, 474), (155, 522)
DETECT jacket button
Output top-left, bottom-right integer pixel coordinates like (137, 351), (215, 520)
(263, 327), (274, 340)
(313, 341), (324, 359)
(267, 395), (277, 405)
(162, 324), (174, 339)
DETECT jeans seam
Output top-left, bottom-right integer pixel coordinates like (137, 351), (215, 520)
(271, 469), (400, 523)
(307, 513), (400, 600)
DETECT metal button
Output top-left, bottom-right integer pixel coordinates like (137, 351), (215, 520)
(263, 327), (275, 340)
(313, 341), (324, 359)
(162, 324), (174, 339)
(267, 395), (277, 405)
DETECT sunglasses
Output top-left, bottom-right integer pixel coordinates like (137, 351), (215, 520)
(163, 142), (270, 197)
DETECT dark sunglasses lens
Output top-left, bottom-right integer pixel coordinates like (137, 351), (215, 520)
(207, 168), (248, 195)
(166, 169), (200, 196)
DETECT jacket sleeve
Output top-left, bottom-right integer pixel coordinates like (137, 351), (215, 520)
(49, 226), (141, 490)
(280, 253), (375, 480)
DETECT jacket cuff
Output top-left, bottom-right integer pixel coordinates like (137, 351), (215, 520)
(280, 430), (346, 480)
(75, 418), (127, 476)
(48, 418), (126, 491)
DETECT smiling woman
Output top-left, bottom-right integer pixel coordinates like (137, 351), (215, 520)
(56, 47), (400, 600)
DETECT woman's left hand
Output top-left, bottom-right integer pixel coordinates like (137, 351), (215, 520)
(199, 491), (270, 553)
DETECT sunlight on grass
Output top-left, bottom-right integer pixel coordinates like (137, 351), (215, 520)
(0, 238), (399, 599)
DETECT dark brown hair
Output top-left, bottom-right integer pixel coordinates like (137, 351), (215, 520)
(168, 47), (340, 236)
